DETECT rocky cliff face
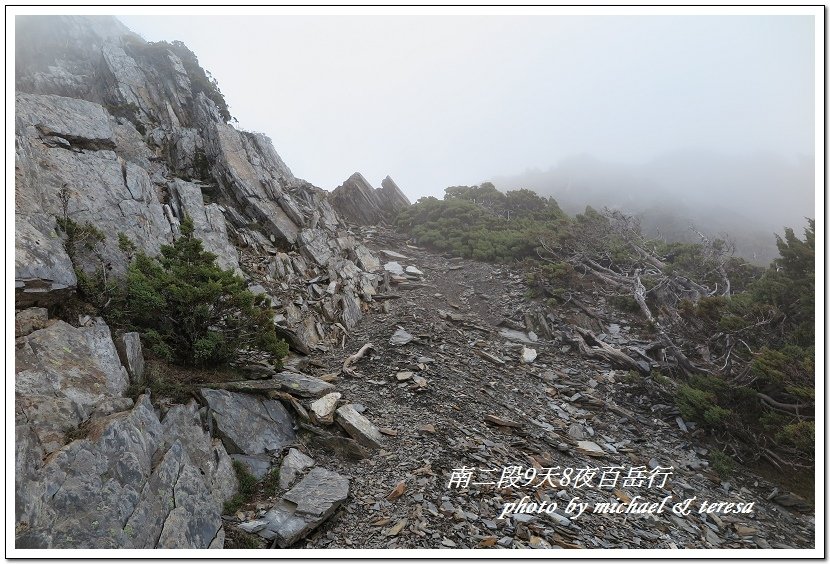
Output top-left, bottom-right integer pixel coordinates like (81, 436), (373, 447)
(15, 14), (390, 354)
(330, 172), (411, 226)
(14, 15), (404, 549)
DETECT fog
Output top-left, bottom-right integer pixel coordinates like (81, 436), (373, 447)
(493, 150), (815, 264)
(116, 13), (816, 259)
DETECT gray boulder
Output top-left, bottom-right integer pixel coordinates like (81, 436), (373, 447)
(200, 388), (296, 455)
(335, 405), (384, 449)
(15, 320), (130, 454)
(115, 332), (144, 383)
(255, 467), (349, 547)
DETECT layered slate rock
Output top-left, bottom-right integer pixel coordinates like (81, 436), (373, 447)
(115, 332), (144, 382)
(168, 179), (239, 271)
(16, 93), (115, 149)
(378, 176), (411, 216)
(255, 468), (349, 547)
(330, 172), (410, 226)
(203, 372), (335, 399)
(200, 388), (296, 455)
(16, 395), (236, 549)
(15, 93), (173, 278)
(16, 17), (382, 350)
(15, 214), (77, 306)
(15, 320), (130, 454)
(206, 125), (303, 245)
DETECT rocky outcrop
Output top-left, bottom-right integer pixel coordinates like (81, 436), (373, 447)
(16, 319), (130, 454)
(16, 93), (173, 279)
(15, 214), (77, 306)
(14, 15), (388, 549)
(379, 175), (411, 216)
(330, 172), (410, 226)
(15, 15), (385, 354)
(168, 178), (239, 271)
(15, 312), (235, 549)
(16, 396), (235, 549)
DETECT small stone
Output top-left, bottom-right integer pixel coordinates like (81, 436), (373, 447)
(405, 266), (424, 276)
(310, 392), (341, 424)
(412, 375), (427, 388)
(567, 423), (585, 440)
(545, 511), (570, 527)
(576, 440), (605, 457)
(521, 347), (537, 364)
(396, 371), (413, 381)
(336, 404), (384, 449)
(478, 536), (498, 547)
(390, 328), (414, 346)
(383, 261), (405, 276)
(380, 250), (409, 260)
(530, 536), (551, 549)
(441, 537), (457, 547)
(385, 518), (407, 537)
(484, 414), (522, 428)
(386, 481), (406, 501)
(734, 525), (757, 537)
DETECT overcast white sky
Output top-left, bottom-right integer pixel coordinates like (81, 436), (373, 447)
(118, 14), (816, 201)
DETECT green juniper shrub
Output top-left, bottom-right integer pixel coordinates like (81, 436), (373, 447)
(709, 449), (735, 478)
(123, 216), (288, 367)
(395, 186), (567, 263)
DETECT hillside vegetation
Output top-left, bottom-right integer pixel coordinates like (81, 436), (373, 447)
(396, 184), (815, 475)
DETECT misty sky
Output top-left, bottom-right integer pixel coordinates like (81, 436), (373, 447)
(118, 14), (816, 205)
